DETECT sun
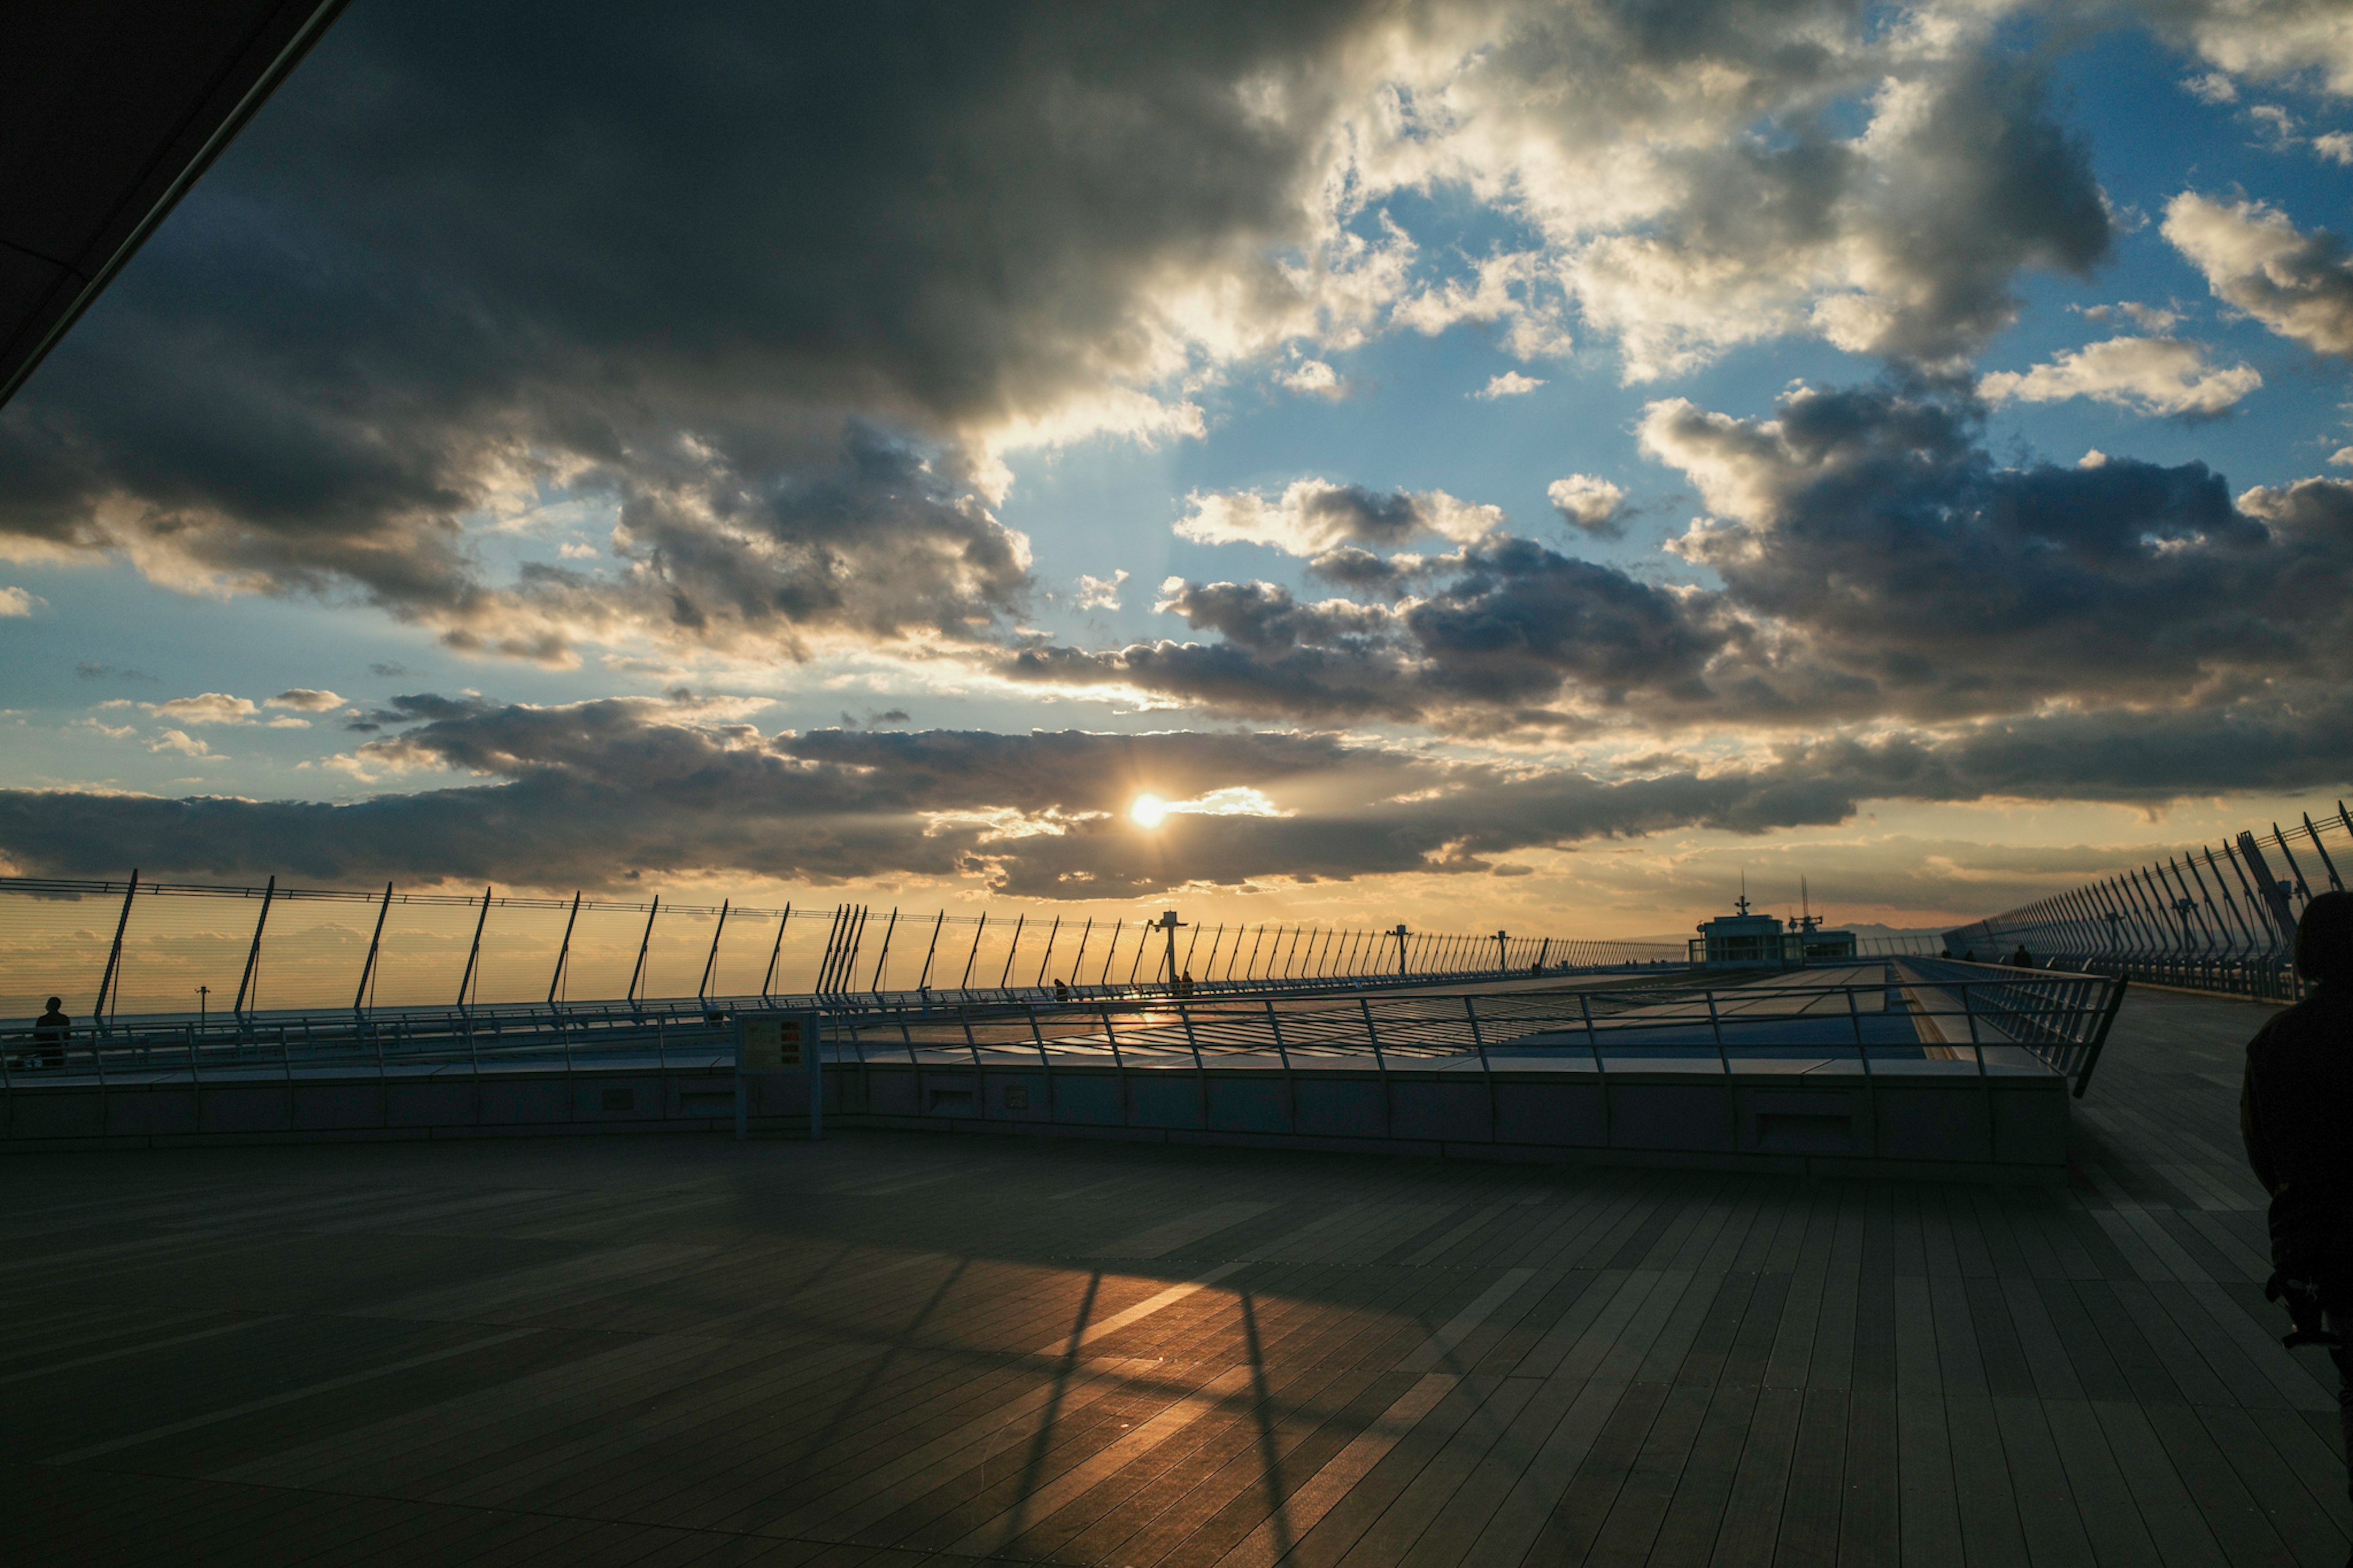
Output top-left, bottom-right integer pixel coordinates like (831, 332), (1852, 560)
(1129, 793), (1169, 829)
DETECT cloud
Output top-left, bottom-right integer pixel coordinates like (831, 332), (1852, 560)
(1017, 538), (1735, 726)
(145, 693), (260, 725)
(2163, 191), (2353, 355)
(1017, 380), (2353, 737)
(267, 688), (344, 711)
(0, 0), (2161, 671)
(0, 2), (1392, 662)
(2153, 0), (2353, 97)
(1484, 49), (2112, 377)
(1276, 360), (1345, 398)
(2080, 301), (2184, 333)
(1303, 545), (1417, 594)
(1175, 479), (1502, 556)
(74, 662), (155, 681)
(1547, 474), (1629, 537)
(147, 729), (214, 757)
(1075, 570), (1129, 612)
(1474, 371), (1546, 400)
(1979, 335), (2262, 416)
(0, 586), (42, 616)
(10, 694), (2353, 896)
(1159, 786), (1290, 819)
(2317, 131), (2353, 165)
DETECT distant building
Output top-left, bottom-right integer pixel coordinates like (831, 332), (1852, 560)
(1791, 907), (1857, 962)
(1689, 895), (1802, 969)
(1689, 894), (1857, 968)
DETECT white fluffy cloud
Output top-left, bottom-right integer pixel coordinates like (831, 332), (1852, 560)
(1979, 335), (2262, 415)
(0, 586), (42, 616)
(1476, 371), (1546, 400)
(1275, 360), (1345, 398)
(1547, 474), (1629, 536)
(266, 688), (344, 711)
(2159, 0), (2353, 97)
(2163, 191), (2353, 355)
(1175, 479), (1502, 556)
(145, 694), (260, 725)
(1075, 570), (1129, 611)
(147, 729), (214, 757)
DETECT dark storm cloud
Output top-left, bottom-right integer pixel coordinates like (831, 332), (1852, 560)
(1304, 546), (1412, 592)
(1647, 385), (2353, 710)
(0, 0), (1377, 656)
(1297, 485), (1428, 547)
(9, 689), (2353, 896)
(1824, 56), (2112, 362)
(0, 700), (1858, 893)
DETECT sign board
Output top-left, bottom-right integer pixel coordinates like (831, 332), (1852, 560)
(735, 1010), (822, 1140)
(739, 1015), (803, 1070)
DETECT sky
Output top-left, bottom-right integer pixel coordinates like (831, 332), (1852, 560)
(0, 0), (2349, 941)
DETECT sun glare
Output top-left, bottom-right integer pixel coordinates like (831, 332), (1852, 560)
(1130, 793), (1169, 829)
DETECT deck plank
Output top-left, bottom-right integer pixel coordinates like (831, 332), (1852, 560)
(1, 985), (2346, 1566)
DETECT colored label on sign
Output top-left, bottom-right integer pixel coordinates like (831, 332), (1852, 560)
(740, 1016), (803, 1070)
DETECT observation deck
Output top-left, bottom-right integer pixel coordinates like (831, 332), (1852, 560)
(1, 983), (2337, 1566)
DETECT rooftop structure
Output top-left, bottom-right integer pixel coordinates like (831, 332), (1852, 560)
(1689, 892), (1801, 970)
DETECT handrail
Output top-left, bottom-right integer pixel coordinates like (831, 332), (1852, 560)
(1946, 797), (2347, 1006)
(1, 969), (2123, 1096)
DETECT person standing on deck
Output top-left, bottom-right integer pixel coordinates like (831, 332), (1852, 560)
(2240, 890), (2353, 1512)
(32, 996), (69, 1069)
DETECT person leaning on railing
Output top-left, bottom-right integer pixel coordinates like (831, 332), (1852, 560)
(2240, 889), (2353, 1510)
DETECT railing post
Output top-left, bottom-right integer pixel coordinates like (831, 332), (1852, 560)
(233, 875), (278, 1021)
(628, 896), (661, 1007)
(1097, 1002), (1128, 1123)
(762, 904), (792, 1002)
(1032, 914), (1060, 990)
(1098, 919), (1124, 989)
(354, 881), (392, 1017)
(1358, 994), (1392, 1138)
(916, 910), (945, 993)
(1265, 998), (1295, 1129)
(961, 912), (988, 994)
(92, 869), (139, 1028)
(549, 890), (582, 1005)
(1463, 993), (1496, 1142)
(999, 914), (1026, 992)
(699, 898), (731, 1002)
(868, 906), (898, 996)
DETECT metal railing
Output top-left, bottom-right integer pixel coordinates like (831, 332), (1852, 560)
(0, 874), (1683, 1026)
(1944, 799), (2349, 1004)
(0, 961), (2125, 1098)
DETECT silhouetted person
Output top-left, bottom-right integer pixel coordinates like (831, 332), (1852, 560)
(1180, 969), (1194, 998)
(1963, 949), (1979, 964)
(2009, 944), (2035, 969)
(2241, 890), (2353, 1508)
(32, 996), (68, 1069)
(1053, 977), (1069, 1003)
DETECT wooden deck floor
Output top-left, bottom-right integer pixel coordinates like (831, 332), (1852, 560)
(1, 985), (2343, 1566)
